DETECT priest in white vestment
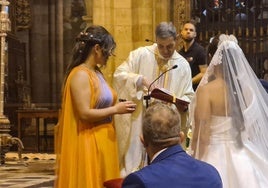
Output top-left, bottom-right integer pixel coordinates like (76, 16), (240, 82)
(113, 22), (194, 177)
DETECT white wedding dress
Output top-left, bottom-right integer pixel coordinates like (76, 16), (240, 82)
(190, 34), (268, 188)
(200, 115), (268, 188)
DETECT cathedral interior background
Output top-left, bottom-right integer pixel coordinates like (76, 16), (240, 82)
(0, 0), (267, 187)
(1, 0), (268, 155)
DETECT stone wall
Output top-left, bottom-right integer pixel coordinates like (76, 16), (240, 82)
(83, 0), (188, 85)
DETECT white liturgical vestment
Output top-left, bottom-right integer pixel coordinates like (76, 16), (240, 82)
(113, 44), (194, 177)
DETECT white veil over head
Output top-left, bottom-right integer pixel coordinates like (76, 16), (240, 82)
(190, 34), (268, 159)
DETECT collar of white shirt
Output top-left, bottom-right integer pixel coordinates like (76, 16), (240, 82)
(150, 148), (168, 163)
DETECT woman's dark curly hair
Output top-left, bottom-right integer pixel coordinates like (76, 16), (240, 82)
(64, 25), (116, 82)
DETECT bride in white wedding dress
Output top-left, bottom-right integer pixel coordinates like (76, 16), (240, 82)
(190, 34), (268, 188)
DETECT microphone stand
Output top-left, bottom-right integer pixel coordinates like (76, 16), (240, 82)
(144, 65), (178, 108)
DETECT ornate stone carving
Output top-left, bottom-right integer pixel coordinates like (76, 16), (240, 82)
(16, 0), (31, 30)
(173, 0), (190, 50)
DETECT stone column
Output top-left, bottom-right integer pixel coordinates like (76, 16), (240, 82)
(83, 0), (93, 24)
(0, 0), (11, 165)
(55, 0), (64, 104)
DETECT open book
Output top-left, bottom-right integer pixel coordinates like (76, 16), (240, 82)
(150, 88), (189, 112)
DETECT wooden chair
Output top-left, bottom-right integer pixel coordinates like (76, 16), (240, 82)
(103, 178), (124, 188)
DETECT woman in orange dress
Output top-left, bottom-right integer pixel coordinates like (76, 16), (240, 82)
(54, 25), (136, 188)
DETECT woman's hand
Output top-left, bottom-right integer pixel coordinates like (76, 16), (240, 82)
(114, 101), (136, 114)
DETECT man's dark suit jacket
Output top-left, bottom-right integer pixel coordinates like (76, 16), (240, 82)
(122, 145), (222, 188)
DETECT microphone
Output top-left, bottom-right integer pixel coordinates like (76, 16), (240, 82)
(145, 39), (155, 43)
(144, 64), (178, 108)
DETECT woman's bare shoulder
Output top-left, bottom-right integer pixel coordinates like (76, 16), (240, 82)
(197, 79), (224, 98)
(70, 68), (90, 87)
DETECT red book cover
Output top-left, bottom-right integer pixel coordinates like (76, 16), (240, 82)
(150, 88), (189, 112)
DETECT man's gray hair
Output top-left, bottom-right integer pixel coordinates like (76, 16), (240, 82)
(155, 22), (177, 40)
(142, 103), (181, 146)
